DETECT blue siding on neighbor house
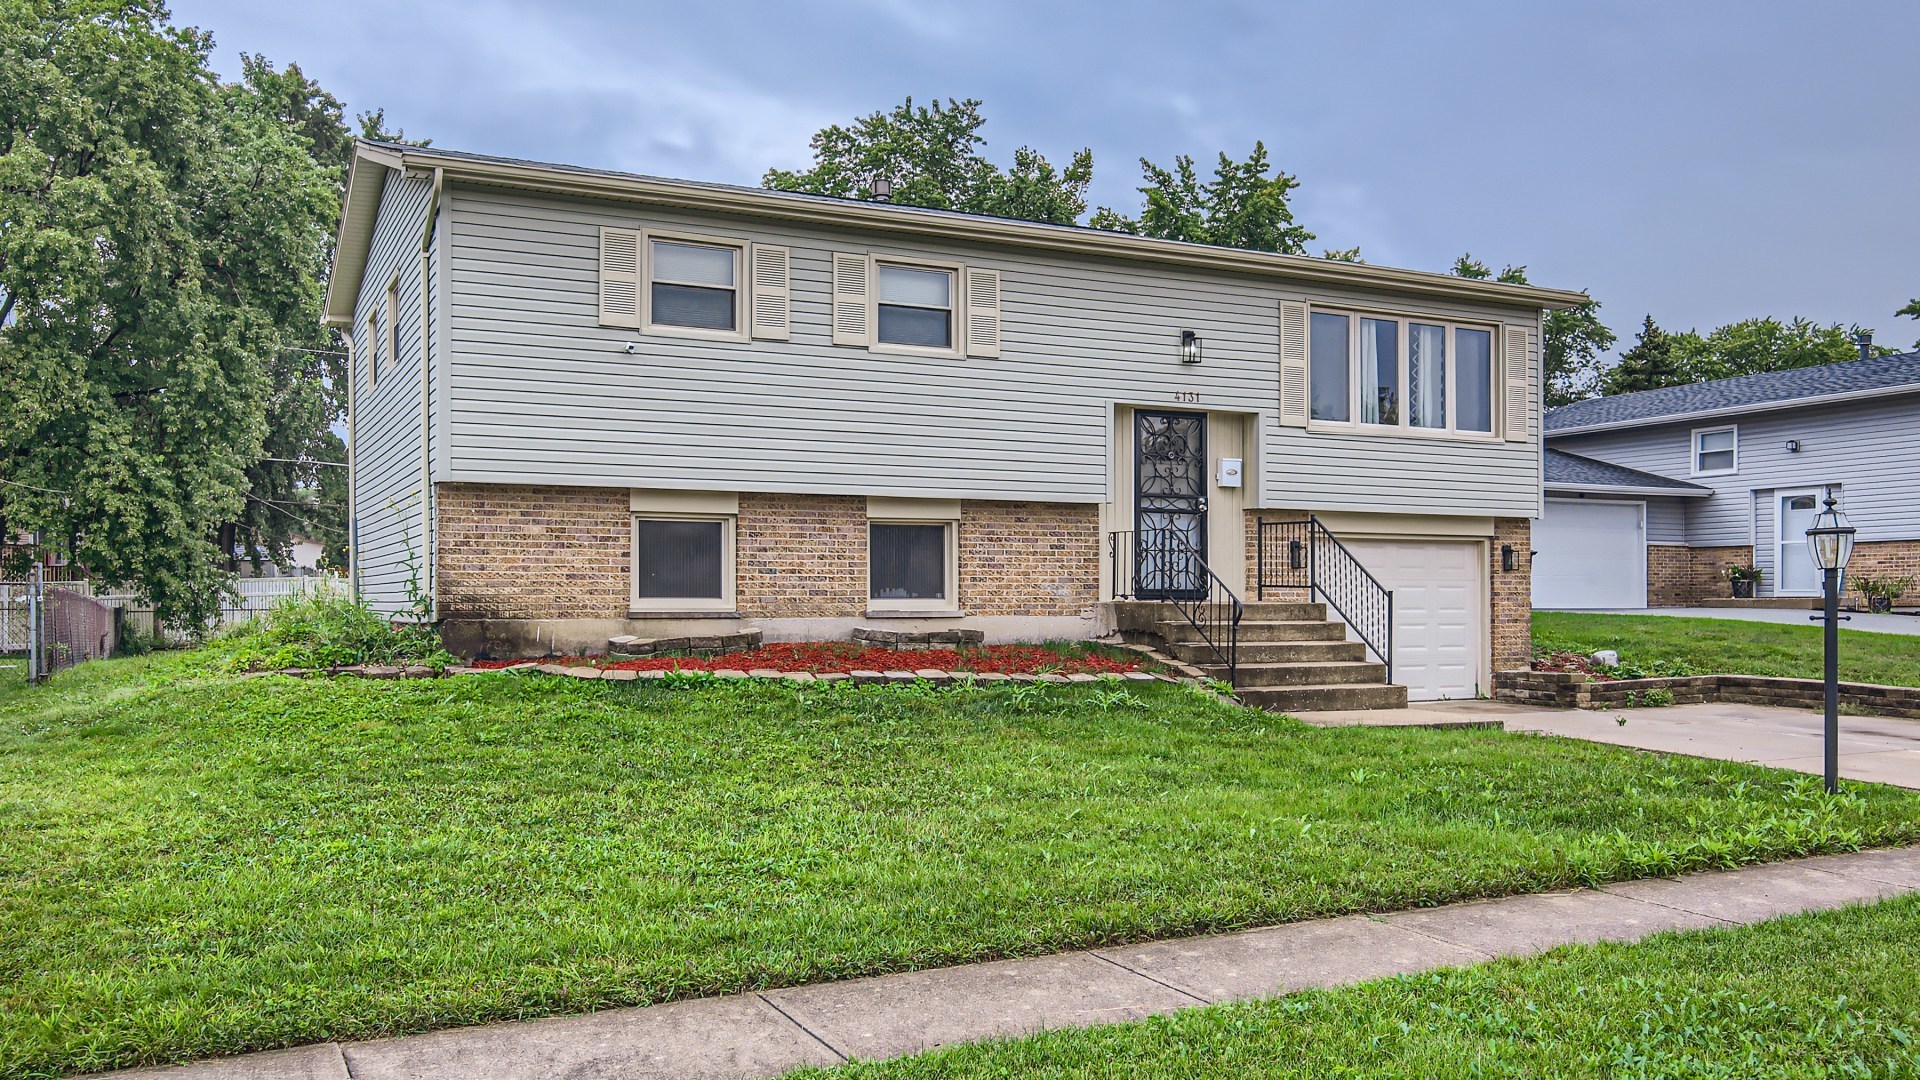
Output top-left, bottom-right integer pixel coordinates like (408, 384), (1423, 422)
(1549, 391), (1920, 594)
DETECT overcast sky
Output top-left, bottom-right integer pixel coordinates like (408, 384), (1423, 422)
(175, 0), (1920, 357)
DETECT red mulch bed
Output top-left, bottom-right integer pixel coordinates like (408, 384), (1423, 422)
(471, 642), (1146, 675)
(1533, 651), (1626, 680)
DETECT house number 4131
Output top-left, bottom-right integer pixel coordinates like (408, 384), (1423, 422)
(1172, 391), (1201, 404)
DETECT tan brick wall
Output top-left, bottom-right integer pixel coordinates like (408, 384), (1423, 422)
(1846, 540), (1920, 592)
(1491, 517), (1532, 672)
(1643, 544), (1755, 606)
(436, 483), (630, 619)
(960, 501), (1100, 616)
(735, 492), (866, 618)
(436, 485), (1100, 622)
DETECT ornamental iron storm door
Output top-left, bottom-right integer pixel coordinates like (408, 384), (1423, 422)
(1133, 410), (1208, 600)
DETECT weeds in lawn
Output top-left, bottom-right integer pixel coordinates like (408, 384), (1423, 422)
(203, 592), (455, 671)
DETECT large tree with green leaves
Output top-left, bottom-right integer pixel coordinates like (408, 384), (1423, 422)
(1451, 254), (1616, 408)
(1897, 297), (1919, 351)
(1664, 317), (1868, 383)
(763, 97), (1092, 225)
(0, 0), (338, 628)
(1090, 142), (1314, 254)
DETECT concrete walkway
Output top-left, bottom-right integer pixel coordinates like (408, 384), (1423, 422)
(108, 847), (1920, 1080)
(1357, 700), (1920, 790)
(1551, 607), (1920, 635)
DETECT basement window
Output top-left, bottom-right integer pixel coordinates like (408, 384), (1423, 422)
(632, 515), (734, 611)
(869, 521), (955, 609)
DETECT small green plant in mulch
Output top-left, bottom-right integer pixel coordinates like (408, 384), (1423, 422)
(203, 592), (455, 672)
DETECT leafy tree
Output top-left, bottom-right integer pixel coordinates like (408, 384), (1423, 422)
(1666, 317), (1866, 383)
(1602, 315), (1688, 394)
(1091, 142), (1314, 254)
(0, 0), (336, 628)
(763, 97), (1091, 226)
(1898, 297), (1920, 350)
(1321, 247), (1364, 263)
(1451, 255), (1616, 407)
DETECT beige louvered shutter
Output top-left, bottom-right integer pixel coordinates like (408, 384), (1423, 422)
(831, 252), (872, 346)
(1278, 300), (1310, 427)
(963, 267), (1001, 358)
(748, 244), (791, 340)
(1503, 325), (1532, 442)
(598, 227), (641, 328)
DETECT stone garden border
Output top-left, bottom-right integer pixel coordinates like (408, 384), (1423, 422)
(1496, 669), (1920, 719)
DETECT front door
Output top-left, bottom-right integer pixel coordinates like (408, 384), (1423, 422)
(1134, 410), (1207, 599)
(1777, 490), (1824, 596)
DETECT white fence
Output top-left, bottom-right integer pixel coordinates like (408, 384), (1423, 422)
(1, 575), (345, 650)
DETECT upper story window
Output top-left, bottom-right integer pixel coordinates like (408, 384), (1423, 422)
(875, 263), (955, 350)
(648, 237), (742, 335)
(366, 308), (383, 389)
(385, 277), (400, 373)
(1693, 425), (1738, 475)
(1308, 308), (1497, 436)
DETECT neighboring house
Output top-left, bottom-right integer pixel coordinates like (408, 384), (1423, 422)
(1537, 350), (1920, 608)
(323, 139), (1585, 702)
(233, 535), (325, 578)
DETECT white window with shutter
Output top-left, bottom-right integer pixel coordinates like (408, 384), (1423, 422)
(598, 227), (641, 328)
(643, 232), (746, 340)
(1278, 300), (1309, 427)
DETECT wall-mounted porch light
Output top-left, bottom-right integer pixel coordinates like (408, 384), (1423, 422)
(1180, 329), (1202, 364)
(1502, 544), (1517, 572)
(1289, 538), (1306, 570)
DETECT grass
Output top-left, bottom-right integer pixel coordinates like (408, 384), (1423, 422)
(800, 894), (1920, 1078)
(3, 656), (1919, 1077)
(1534, 611), (1920, 687)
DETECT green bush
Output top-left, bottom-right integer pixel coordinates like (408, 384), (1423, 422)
(205, 592), (454, 671)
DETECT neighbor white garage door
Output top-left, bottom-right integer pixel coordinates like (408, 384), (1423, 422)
(1340, 540), (1486, 702)
(1532, 499), (1645, 610)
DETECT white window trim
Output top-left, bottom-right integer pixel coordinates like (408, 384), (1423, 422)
(365, 309), (380, 390)
(384, 275), (400, 375)
(1691, 424), (1740, 477)
(1304, 305), (1502, 441)
(866, 517), (960, 612)
(641, 229), (750, 343)
(869, 254), (965, 359)
(629, 512), (737, 613)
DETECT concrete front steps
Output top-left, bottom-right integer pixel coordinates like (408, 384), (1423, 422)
(1153, 600), (1407, 713)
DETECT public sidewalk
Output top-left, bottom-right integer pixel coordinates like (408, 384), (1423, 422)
(108, 846), (1920, 1080)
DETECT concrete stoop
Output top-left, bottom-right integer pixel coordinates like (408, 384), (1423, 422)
(1149, 601), (1407, 712)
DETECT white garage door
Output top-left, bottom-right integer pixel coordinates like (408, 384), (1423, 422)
(1340, 540), (1486, 702)
(1532, 500), (1645, 610)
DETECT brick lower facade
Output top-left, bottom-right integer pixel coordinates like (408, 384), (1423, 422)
(1646, 544), (1754, 606)
(435, 484), (1098, 623)
(436, 483), (630, 619)
(1491, 517), (1531, 672)
(1845, 540), (1920, 592)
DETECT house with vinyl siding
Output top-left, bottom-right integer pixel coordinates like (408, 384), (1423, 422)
(1534, 350), (1920, 609)
(323, 139), (1588, 707)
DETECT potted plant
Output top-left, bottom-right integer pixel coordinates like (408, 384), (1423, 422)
(1850, 574), (1915, 614)
(1722, 564), (1761, 599)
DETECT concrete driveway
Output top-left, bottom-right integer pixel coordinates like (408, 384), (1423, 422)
(1302, 701), (1920, 789)
(1496, 702), (1920, 788)
(1545, 607), (1920, 635)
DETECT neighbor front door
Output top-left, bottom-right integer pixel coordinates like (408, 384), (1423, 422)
(1133, 410), (1207, 600)
(1777, 490), (1824, 597)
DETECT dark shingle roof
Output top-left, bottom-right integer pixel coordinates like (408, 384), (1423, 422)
(1544, 448), (1710, 494)
(1545, 350), (1920, 433)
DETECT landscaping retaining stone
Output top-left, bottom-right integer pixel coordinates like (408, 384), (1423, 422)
(852, 627), (986, 649)
(606, 629), (764, 657)
(1494, 669), (1920, 718)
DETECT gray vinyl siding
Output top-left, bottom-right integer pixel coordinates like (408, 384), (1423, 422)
(1645, 497), (1689, 544)
(349, 169), (435, 617)
(440, 186), (1544, 517)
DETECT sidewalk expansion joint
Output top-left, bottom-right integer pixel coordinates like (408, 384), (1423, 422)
(755, 992), (847, 1063)
(1089, 951), (1212, 1005)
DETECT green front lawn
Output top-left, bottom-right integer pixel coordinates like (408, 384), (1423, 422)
(1534, 611), (1920, 687)
(3, 655), (1919, 1077)
(805, 893), (1920, 1078)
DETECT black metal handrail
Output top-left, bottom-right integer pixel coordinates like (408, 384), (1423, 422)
(1255, 517), (1394, 682)
(1109, 528), (1244, 683)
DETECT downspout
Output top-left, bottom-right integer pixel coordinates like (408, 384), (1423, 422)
(417, 167), (443, 618)
(345, 332), (359, 602)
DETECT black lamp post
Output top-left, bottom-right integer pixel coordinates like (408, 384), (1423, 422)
(1805, 486), (1855, 794)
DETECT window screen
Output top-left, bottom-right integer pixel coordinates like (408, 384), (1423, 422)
(1696, 429), (1736, 472)
(876, 265), (953, 348)
(1310, 312), (1350, 422)
(1455, 328), (1494, 433)
(1360, 317), (1399, 425)
(650, 240), (737, 331)
(870, 523), (947, 601)
(634, 518), (725, 599)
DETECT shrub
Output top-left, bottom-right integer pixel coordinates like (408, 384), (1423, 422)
(205, 592), (454, 671)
